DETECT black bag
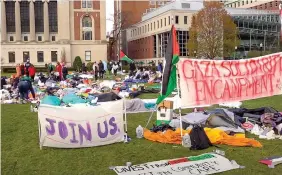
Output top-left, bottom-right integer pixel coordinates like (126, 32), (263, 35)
(190, 125), (212, 150)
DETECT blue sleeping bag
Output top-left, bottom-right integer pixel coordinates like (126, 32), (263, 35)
(62, 93), (87, 104)
(41, 95), (61, 106)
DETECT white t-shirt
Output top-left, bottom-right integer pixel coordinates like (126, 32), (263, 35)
(112, 64), (119, 70)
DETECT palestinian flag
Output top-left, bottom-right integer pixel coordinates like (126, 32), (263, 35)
(120, 50), (134, 63)
(156, 25), (179, 104)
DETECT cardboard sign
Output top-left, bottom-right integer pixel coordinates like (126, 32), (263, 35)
(113, 153), (239, 175)
(178, 53), (282, 107)
(38, 100), (124, 148)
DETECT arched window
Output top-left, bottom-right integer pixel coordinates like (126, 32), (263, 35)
(82, 16), (92, 40)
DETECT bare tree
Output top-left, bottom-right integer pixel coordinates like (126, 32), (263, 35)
(107, 11), (132, 60)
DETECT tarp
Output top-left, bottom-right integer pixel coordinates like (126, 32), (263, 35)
(38, 100), (125, 148)
(178, 53), (282, 107)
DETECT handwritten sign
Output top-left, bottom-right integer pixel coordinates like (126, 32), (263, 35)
(38, 100), (124, 148)
(178, 53), (282, 107)
(113, 153), (239, 175)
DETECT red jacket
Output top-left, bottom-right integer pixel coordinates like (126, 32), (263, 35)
(56, 64), (62, 78)
(28, 66), (36, 76)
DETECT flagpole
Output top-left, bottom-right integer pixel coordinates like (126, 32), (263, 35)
(176, 64), (183, 146)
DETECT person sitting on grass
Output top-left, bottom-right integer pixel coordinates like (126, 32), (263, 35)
(18, 73), (35, 104)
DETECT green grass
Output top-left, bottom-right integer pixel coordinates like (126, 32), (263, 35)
(1, 95), (282, 175)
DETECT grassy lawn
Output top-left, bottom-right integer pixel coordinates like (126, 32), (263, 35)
(1, 95), (282, 175)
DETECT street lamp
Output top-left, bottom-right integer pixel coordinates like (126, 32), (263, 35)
(234, 46), (237, 60)
(194, 50), (197, 58)
(260, 43), (263, 56)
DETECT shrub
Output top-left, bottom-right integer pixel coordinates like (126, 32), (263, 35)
(73, 56), (82, 72)
(86, 62), (94, 71)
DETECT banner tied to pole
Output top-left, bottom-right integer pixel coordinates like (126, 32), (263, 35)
(178, 53), (282, 107)
(113, 153), (240, 175)
(38, 100), (124, 148)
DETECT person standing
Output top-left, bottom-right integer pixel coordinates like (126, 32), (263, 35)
(112, 62), (119, 76)
(24, 59), (31, 76)
(92, 62), (98, 80)
(98, 60), (104, 79)
(62, 63), (68, 80)
(108, 62), (113, 75)
(28, 64), (36, 81)
(56, 62), (62, 81)
(82, 63), (87, 73)
(20, 63), (25, 76)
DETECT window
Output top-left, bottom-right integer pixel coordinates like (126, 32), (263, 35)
(35, 1), (44, 32)
(85, 51), (91, 61)
(49, 1), (58, 32)
(23, 52), (29, 62)
(6, 1), (15, 32)
(164, 18), (166, 26)
(38, 36), (42, 41)
(148, 24), (149, 32)
(82, 0), (92, 8)
(157, 21), (159, 28)
(184, 16), (187, 24)
(270, 2), (272, 8)
(238, 2), (240, 7)
(37, 51), (44, 62)
(149, 0), (156, 5)
(246, 0), (248, 5)
(23, 36), (28, 41)
(82, 16), (92, 40)
(234, 3), (236, 8)
(8, 52), (15, 63)
(181, 3), (190, 8)
(161, 19), (162, 27)
(242, 1), (244, 5)
(51, 51), (58, 62)
(20, 1), (30, 32)
(175, 16), (179, 24)
(151, 23), (152, 30)
(51, 36), (56, 41)
(9, 36), (14, 42)
(168, 16), (170, 25)
(154, 22), (155, 29)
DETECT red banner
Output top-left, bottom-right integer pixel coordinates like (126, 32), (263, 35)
(178, 53), (282, 107)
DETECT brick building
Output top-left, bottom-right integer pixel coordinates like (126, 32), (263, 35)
(125, 0), (280, 63)
(224, 0), (280, 10)
(1, 0), (107, 68)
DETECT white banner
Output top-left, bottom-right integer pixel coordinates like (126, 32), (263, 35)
(113, 154), (239, 175)
(38, 100), (125, 148)
(178, 53), (282, 107)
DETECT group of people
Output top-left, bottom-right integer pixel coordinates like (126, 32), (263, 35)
(46, 62), (68, 80)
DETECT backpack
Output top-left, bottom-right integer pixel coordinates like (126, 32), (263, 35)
(189, 125), (212, 150)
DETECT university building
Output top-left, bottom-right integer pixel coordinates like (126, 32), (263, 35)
(1, 0), (107, 68)
(223, 0), (280, 10)
(124, 0), (280, 63)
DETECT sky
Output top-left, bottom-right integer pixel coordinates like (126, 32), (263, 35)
(106, 0), (115, 33)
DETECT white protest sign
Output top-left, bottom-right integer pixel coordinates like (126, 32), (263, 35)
(38, 100), (124, 148)
(113, 154), (239, 175)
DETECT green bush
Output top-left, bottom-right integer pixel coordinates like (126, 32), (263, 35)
(247, 50), (272, 58)
(86, 62), (94, 71)
(73, 56), (82, 72)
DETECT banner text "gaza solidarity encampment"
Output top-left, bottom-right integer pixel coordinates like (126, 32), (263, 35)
(178, 53), (282, 107)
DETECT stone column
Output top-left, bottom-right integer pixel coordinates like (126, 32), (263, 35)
(29, 0), (35, 41)
(15, 0), (21, 42)
(43, 0), (49, 41)
(156, 34), (159, 58)
(1, 0), (7, 42)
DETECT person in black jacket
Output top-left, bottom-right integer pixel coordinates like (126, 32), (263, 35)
(62, 64), (68, 80)
(98, 60), (104, 79)
(81, 63), (87, 73)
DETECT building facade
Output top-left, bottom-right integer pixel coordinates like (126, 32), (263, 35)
(125, 0), (280, 62)
(1, 0), (107, 68)
(224, 0), (280, 10)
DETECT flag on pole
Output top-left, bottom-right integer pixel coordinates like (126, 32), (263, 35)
(156, 25), (180, 105)
(120, 51), (134, 63)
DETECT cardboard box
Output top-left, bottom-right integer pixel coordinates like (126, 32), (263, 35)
(158, 100), (173, 109)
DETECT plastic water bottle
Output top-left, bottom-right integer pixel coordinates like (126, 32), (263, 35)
(182, 133), (191, 148)
(136, 125), (144, 138)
